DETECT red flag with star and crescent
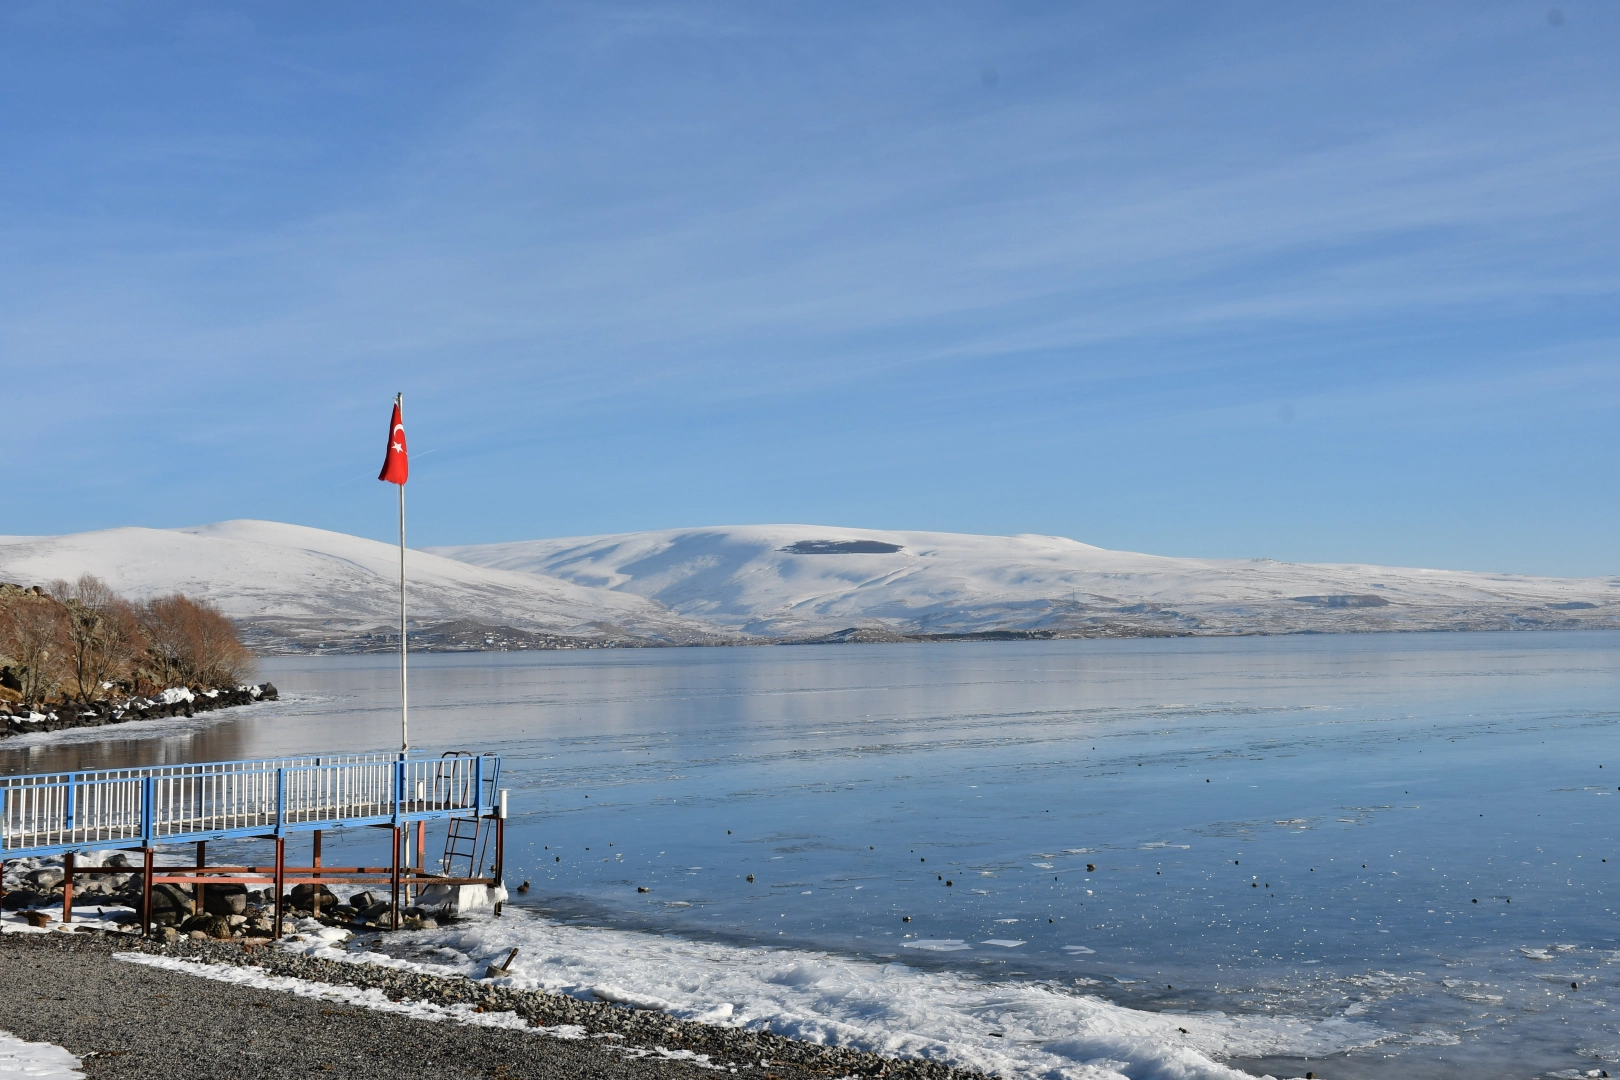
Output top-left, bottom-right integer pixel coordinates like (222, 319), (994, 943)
(378, 398), (408, 485)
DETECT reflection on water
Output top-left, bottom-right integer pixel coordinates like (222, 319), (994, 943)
(6, 632), (1620, 1079)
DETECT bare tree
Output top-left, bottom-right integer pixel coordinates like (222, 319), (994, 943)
(138, 594), (253, 689)
(0, 588), (67, 708)
(49, 575), (139, 702)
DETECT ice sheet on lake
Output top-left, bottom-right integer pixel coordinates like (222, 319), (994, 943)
(271, 908), (1383, 1080)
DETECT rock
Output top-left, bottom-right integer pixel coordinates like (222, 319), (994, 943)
(26, 868), (63, 889)
(289, 883), (338, 910)
(149, 883), (192, 927)
(225, 914), (248, 929)
(359, 901), (393, 922)
(348, 890), (378, 910)
(203, 883), (249, 916)
(258, 682), (278, 701)
(180, 912), (234, 939)
(187, 930), (208, 941)
(159, 926), (180, 943)
(22, 910), (52, 928)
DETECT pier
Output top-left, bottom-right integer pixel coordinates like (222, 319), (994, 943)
(0, 751), (506, 935)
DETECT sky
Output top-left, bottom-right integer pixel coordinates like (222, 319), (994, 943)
(2, 2), (1617, 575)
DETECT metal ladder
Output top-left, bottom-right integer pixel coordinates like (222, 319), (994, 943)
(438, 752), (500, 878)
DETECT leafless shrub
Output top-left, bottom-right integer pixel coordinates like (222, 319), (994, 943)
(0, 587), (68, 707)
(49, 574), (140, 702)
(138, 594), (254, 689)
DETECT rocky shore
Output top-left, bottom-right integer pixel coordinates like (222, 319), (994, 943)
(0, 681), (277, 739)
(0, 929), (990, 1080)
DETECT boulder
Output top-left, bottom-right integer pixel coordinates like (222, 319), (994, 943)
(359, 901), (394, 922)
(179, 912), (233, 939)
(258, 683), (278, 701)
(347, 890), (378, 910)
(289, 883), (338, 910)
(202, 883), (248, 917)
(149, 883), (192, 927)
(26, 868), (64, 889)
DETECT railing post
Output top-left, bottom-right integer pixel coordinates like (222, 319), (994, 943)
(65, 774), (76, 836)
(474, 756), (484, 812)
(393, 760), (403, 826)
(141, 778), (155, 846)
(276, 768), (286, 837)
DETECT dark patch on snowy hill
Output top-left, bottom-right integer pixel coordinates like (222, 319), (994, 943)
(779, 540), (903, 555)
(1290, 594), (1391, 608)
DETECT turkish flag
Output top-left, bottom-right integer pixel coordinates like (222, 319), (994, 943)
(378, 399), (409, 484)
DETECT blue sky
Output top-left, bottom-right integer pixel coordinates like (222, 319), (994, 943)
(3, 2), (1617, 574)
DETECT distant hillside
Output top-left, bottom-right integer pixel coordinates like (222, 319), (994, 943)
(431, 525), (1620, 638)
(0, 521), (722, 651)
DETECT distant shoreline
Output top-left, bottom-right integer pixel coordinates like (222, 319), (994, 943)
(243, 621), (1620, 657)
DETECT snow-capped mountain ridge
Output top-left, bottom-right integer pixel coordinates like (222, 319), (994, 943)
(1, 520), (1613, 648)
(0, 520), (717, 649)
(431, 524), (1620, 638)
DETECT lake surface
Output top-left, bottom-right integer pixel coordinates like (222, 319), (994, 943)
(6, 633), (1619, 1080)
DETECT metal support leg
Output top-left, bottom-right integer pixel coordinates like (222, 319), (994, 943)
(0, 859), (6, 932)
(494, 814), (505, 916)
(141, 848), (154, 937)
(390, 826), (402, 930)
(61, 852), (74, 924)
(194, 841), (206, 916)
(413, 820), (425, 908)
(312, 831), (322, 918)
(273, 836), (286, 938)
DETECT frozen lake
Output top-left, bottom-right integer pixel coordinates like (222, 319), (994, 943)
(6, 632), (1618, 1079)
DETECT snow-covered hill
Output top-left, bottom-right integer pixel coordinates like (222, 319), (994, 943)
(0, 520), (717, 649)
(431, 525), (1620, 638)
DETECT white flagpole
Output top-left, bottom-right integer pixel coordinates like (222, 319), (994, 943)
(397, 392), (409, 756)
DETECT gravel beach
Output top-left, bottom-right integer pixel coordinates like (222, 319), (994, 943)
(0, 931), (989, 1080)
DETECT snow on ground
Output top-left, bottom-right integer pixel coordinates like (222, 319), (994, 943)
(0, 1032), (82, 1079)
(0, 520), (712, 646)
(432, 524), (1620, 637)
(267, 908), (1365, 1080)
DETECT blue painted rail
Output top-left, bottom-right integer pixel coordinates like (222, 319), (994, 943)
(0, 752), (500, 860)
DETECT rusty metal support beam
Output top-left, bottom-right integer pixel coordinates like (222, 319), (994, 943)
(390, 826), (402, 931)
(61, 852), (74, 924)
(272, 836), (285, 938)
(140, 848), (154, 937)
(194, 841), (206, 916)
(311, 830), (322, 917)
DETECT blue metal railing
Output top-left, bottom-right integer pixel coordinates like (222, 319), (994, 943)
(0, 752), (498, 860)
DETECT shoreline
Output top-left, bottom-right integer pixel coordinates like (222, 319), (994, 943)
(0, 682), (277, 741)
(0, 929), (989, 1080)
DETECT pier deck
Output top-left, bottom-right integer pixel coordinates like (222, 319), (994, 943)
(0, 752), (506, 935)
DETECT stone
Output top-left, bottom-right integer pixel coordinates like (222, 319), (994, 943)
(159, 926), (180, 943)
(348, 890), (378, 910)
(203, 882), (249, 916)
(21, 910), (52, 928)
(26, 868), (63, 889)
(258, 682), (278, 700)
(289, 883), (338, 910)
(359, 901), (393, 922)
(225, 914), (248, 928)
(180, 912), (234, 939)
(149, 883), (192, 927)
